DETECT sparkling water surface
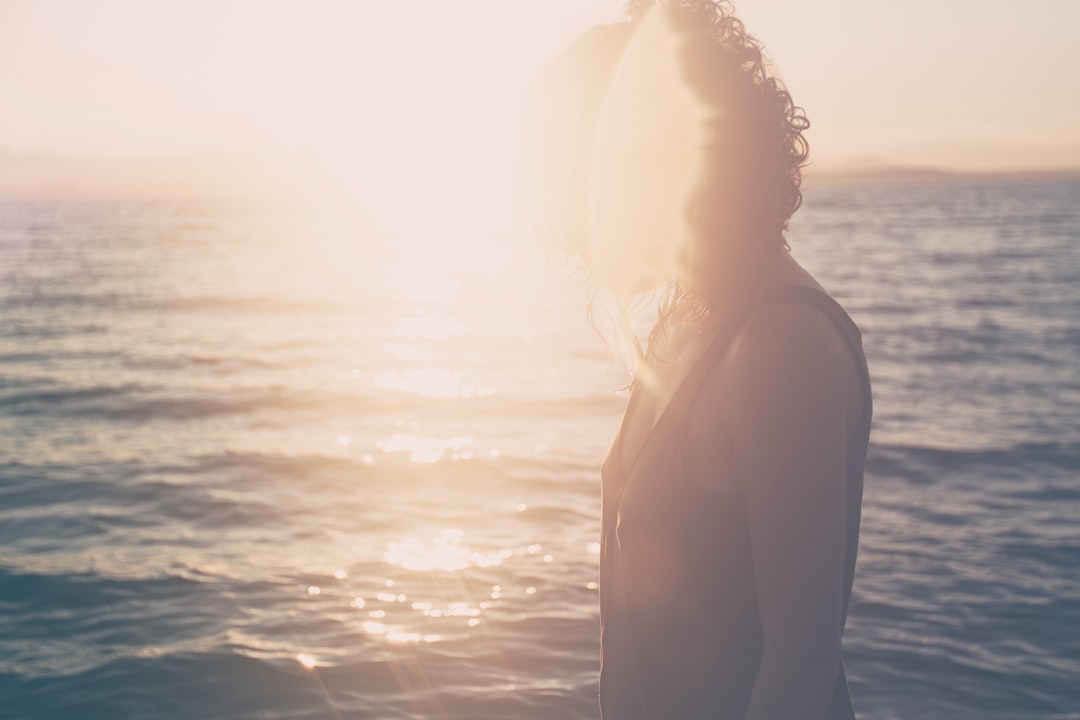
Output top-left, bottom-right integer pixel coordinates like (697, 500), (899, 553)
(1, 180), (1079, 719)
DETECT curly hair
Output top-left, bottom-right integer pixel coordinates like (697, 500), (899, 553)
(626, 0), (811, 367)
(642, 0), (809, 244)
(530, 0), (810, 369)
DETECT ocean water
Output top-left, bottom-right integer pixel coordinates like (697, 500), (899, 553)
(1, 179), (1079, 719)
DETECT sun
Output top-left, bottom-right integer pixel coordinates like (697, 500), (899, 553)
(246, 3), (561, 277)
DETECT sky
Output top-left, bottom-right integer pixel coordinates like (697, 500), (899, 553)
(0, 0), (1078, 195)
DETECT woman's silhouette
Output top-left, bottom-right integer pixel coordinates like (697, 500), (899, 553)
(529, 2), (873, 718)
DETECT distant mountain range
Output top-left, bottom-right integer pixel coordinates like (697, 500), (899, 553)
(806, 164), (1080, 186)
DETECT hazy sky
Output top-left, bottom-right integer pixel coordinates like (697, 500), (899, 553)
(1, 0), (1078, 173)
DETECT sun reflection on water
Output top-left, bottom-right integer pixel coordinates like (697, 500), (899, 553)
(377, 434), (476, 464)
(393, 316), (466, 340)
(279, 520), (599, 664)
(383, 271), (460, 305)
(382, 342), (434, 363)
(383, 529), (512, 572)
(374, 367), (496, 399)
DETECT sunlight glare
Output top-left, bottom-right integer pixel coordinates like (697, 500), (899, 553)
(374, 368), (496, 400)
(384, 271), (460, 305)
(384, 530), (513, 572)
(393, 316), (467, 340)
(382, 343), (434, 363)
(378, 434), (474, 464)
(587, 6), (712, 296)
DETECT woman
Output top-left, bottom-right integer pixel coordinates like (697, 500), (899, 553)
(530, 2), (872, 718)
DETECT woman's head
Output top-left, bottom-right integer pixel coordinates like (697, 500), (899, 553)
(527, 0), (809, 301)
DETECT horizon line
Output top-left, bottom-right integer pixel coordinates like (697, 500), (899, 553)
(1, 149), (1079, 199)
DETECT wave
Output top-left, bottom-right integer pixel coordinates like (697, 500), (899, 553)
(0, 322), (110, 341)
(0, 567), (216, 619)
(0, 383), (346, 422)
(0, 642), (601, 720)
(0, 290), (354, 316)
(0, 463), (291, 548)
(867, 440), (1080, 477)
(0, 380), (622, 423)
(0, 651), (324, 719)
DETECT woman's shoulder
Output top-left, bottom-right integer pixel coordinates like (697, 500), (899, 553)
(684, 283), (863, 493)
(720, 285), (861, 430)
(730, 290), (855, 366)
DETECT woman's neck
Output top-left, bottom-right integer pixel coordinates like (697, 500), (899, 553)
(693, 243), (793, 320)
